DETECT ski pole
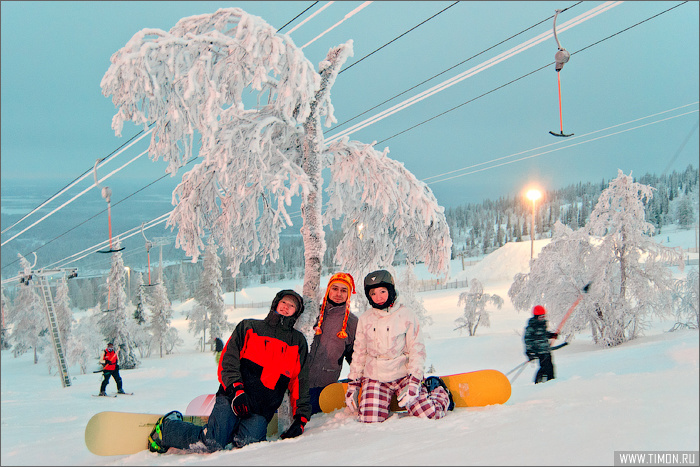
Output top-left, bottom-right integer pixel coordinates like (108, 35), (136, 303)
(508, 360), (532, 383)
(505, 360), (529, 377)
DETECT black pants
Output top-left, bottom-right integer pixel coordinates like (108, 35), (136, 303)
(100, 369), (123, 392)
(535, 353), (555, 383)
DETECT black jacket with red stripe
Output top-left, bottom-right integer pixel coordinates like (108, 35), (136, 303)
(216, 290), (310, 422)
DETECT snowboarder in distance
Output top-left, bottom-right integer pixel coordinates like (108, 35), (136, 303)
(213, 337), (224, 365)
(524, 305), (559, 383)
(307, 272), (359, 415)
(147, 290), (311, 453)
(345, 269), (454, 423)
(98, 342), (126, 395)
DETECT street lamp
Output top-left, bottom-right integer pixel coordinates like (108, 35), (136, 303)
(526, 189), (542, 260)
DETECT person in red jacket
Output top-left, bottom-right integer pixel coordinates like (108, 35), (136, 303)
(98, 342), (126, 395)
(148, 290), (311, 453)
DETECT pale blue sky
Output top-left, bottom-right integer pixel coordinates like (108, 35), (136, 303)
(1, 0), (698, 210)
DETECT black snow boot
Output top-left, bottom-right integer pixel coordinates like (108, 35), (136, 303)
(148, 410), (183, 453)
(424, 376), (455, 411)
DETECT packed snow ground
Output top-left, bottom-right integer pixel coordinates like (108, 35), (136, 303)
(1, 229), (698, 466)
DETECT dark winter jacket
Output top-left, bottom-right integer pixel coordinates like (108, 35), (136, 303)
(524, 316), (557, 358)
(307, 302), (358, 388)
(216, 290), (311, 422)
(101, 348), (118, 371)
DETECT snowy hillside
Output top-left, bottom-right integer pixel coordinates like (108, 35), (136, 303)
(1, 229), (698, 466)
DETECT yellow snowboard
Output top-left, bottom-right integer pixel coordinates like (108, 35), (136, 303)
(319, 369), (511, 414)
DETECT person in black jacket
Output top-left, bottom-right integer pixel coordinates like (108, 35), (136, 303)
(148, 290), (311, 453)
(523, 305), (559, 384)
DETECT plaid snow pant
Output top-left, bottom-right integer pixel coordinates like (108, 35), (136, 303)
(358, 375), (450, 423)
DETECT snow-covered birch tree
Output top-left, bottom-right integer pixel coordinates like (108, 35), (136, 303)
(671, 267), (699, 330)
(510, 171), (684, 346)
(455, 278), (503, 336)
(101, 8), (452, 345)
(98, 240), (140, 368)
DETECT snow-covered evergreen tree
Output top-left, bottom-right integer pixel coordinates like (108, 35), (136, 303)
(172, 264), (189, 303)
(146, 281), (173, 358)
(66, 308), (104, 374)
(97, 240), (140, 368)
(455, 278), (503, 336)
(8, 254), (49, 364)
(132, 271), (146, 324)
(189, 239), (230, 351)
(54, 276), (74, 345)
(101, 8), (452, 348)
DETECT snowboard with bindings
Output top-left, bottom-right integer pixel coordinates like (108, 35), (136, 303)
(318, 369), (511, 413)
(84, 411), (208, 456)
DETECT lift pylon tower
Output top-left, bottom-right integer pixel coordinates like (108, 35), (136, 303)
(19, 267), (78, 388)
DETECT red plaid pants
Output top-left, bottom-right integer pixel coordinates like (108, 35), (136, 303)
(357, 375), (450, 423)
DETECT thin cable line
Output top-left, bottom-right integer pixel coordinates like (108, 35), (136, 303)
(301, 1), (373, 49)
(329, 2), (582, 132)
(427, 109), (699, 184)
(277, 1), (319, 32)
(339, 1), (460, 74)
(375, 1), (687, 146)
(422, 102), (700, 182)
(324, 1), (621, 144)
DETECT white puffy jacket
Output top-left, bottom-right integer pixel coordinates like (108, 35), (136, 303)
(347, 300), (426, 383)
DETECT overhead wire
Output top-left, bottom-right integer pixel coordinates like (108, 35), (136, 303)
(324, 1), (622, 145)
(300, 1), (373, 49)
(0, 125), (154, 236)
(339, 1), (460, 74)
(276, 1), (320, 33)
(424, 103), (699, 185)
(331, 2), (581, 132)
(376, 1), (691, 163)
(286, 1), (335, 35)
(1, 1), (687, 277)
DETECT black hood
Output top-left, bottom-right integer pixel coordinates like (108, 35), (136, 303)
(265, 289), (305, 329)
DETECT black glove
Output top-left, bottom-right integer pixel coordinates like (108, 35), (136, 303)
(280, 415), (307, 439)
(230, 385), (251, 418)
(527, 353), (536, 361)
(550, 332), (559, 339)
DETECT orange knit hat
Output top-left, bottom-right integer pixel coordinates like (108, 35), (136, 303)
(315, 272), (356, 339)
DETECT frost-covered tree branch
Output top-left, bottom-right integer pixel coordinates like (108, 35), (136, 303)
(102, 8), (452, 343)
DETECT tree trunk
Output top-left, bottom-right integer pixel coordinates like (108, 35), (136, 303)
(298, 44), (351, 342)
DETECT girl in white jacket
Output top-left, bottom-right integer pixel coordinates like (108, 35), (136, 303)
(345, 270), (453, 423)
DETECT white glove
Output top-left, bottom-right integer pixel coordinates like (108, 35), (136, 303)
(345, 380), (361, 411)
(397, 375), (421, 407)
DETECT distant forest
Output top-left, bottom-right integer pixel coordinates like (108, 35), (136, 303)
(446, 165), (698, 258)
(10, 166), (695, 310)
